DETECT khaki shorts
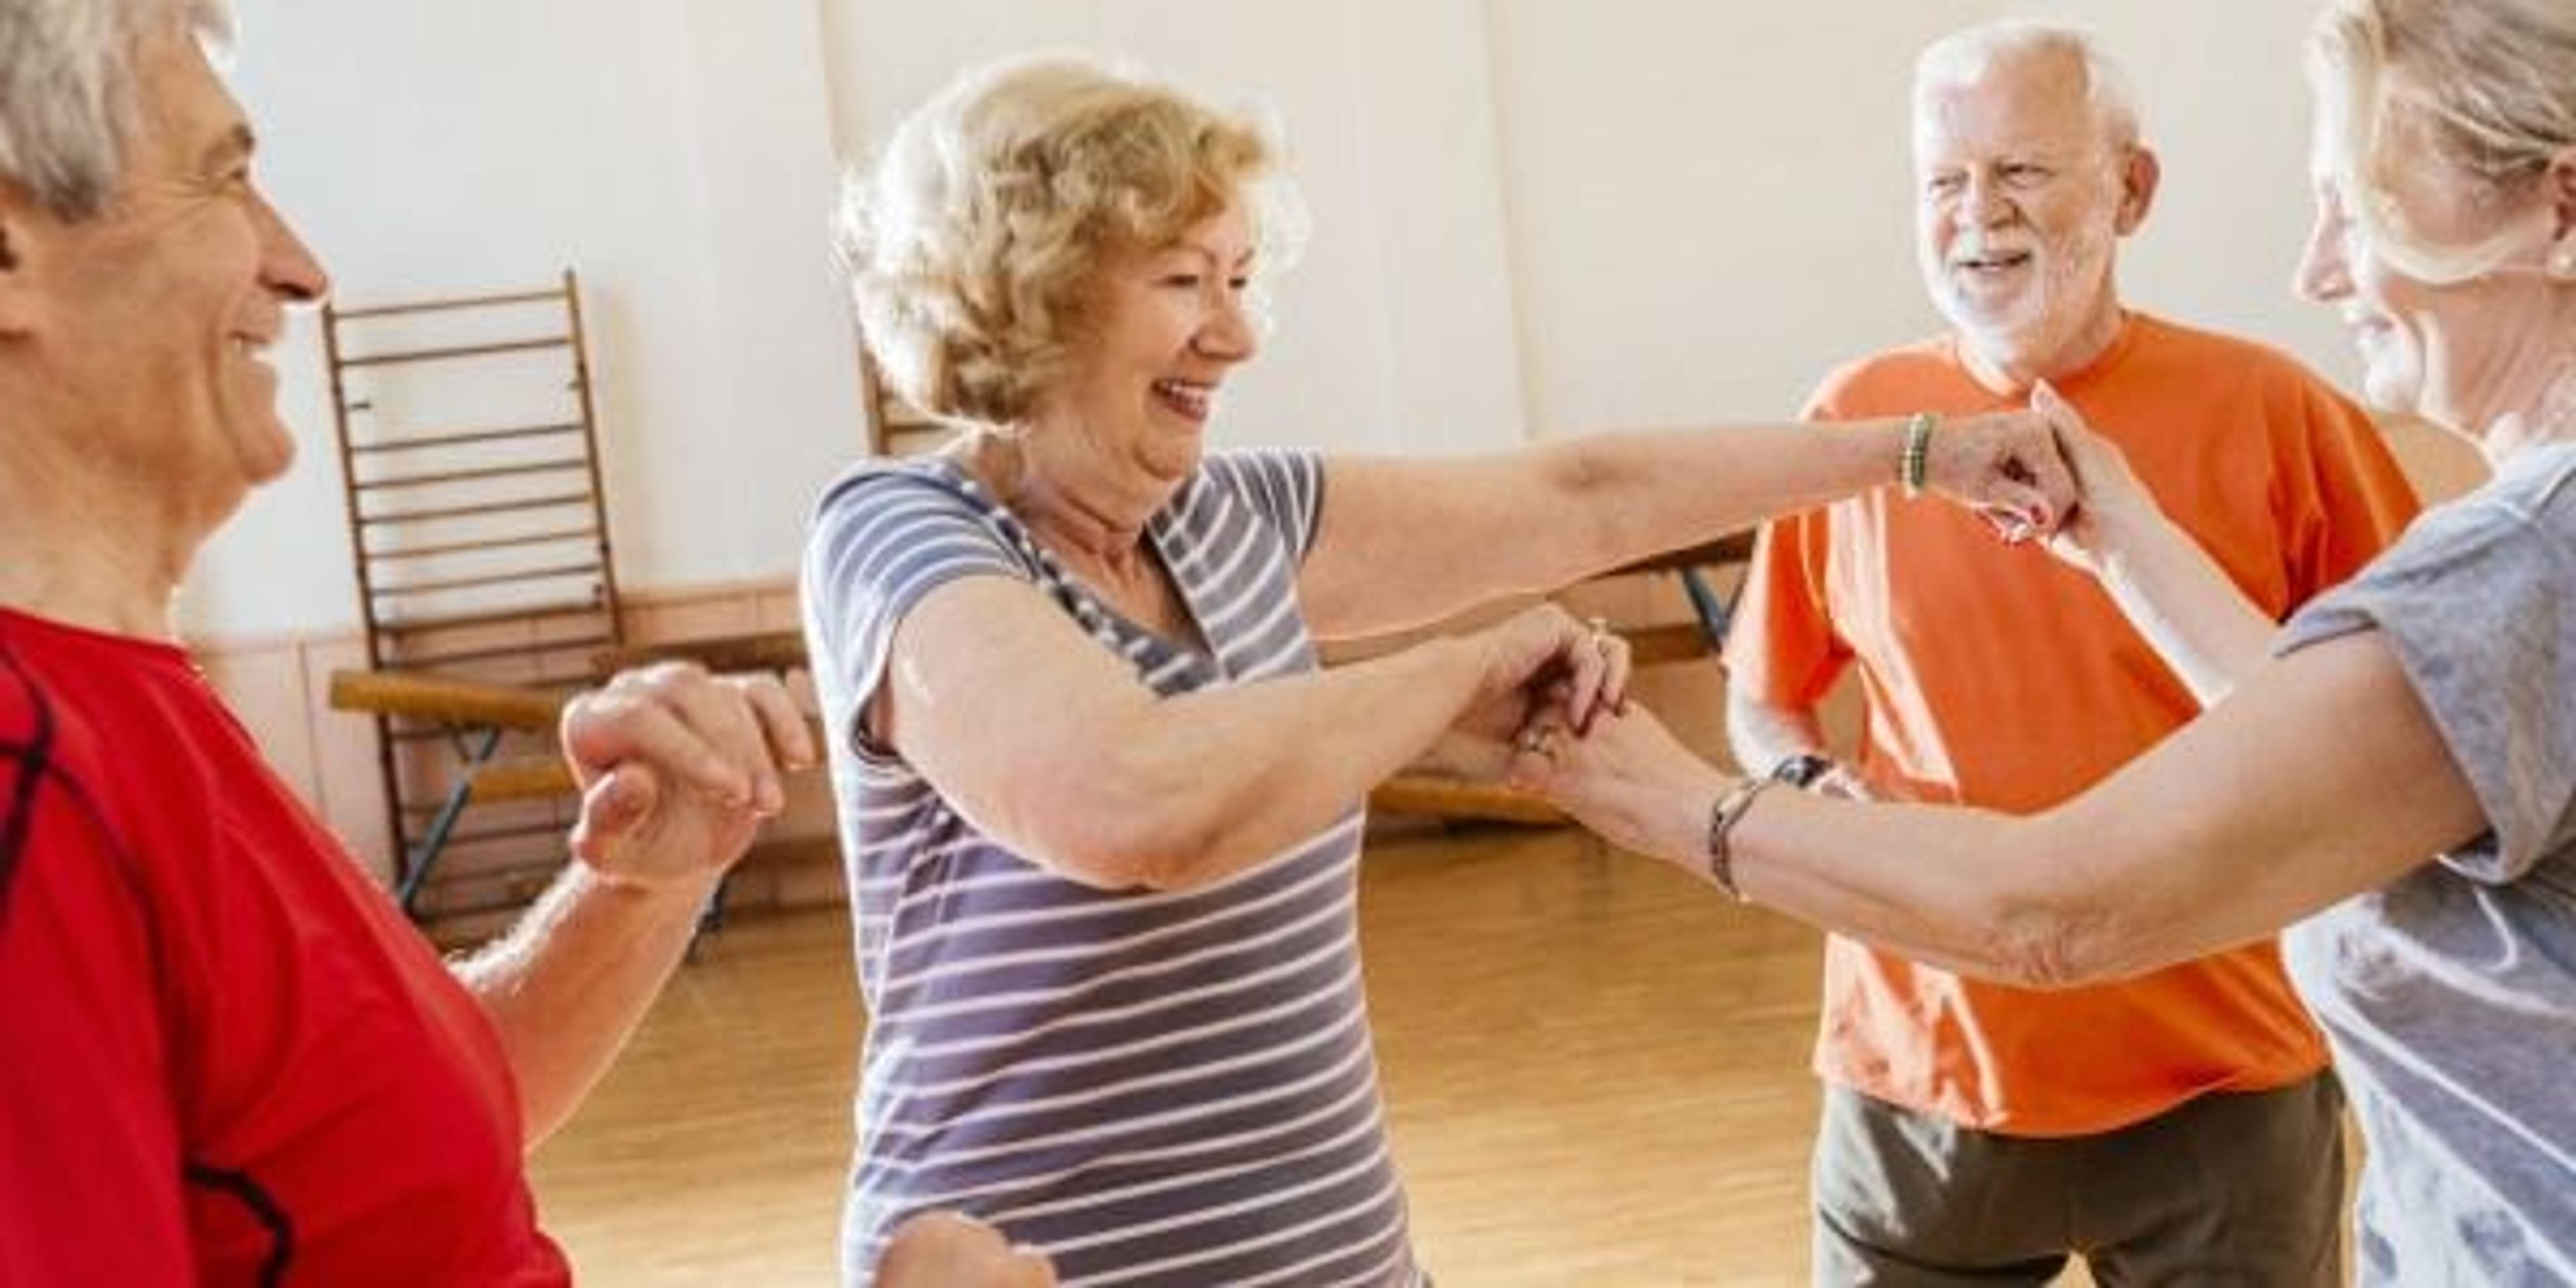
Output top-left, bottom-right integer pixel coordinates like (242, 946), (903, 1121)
(1811, 1073), (2346, 1287)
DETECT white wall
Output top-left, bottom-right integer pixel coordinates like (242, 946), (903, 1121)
(1489, 0), (1990, 431)
(186, 0), (863, 639)
(1488, 0), (2351, 435)
(2025, 1), (2349, 367)
(183, 0), (2359, 641)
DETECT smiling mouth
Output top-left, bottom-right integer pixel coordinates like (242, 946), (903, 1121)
(1953, 250), (2035, 275)
(1152, 378), (1214, 421)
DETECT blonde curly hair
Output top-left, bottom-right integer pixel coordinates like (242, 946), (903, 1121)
(835, 54), (1295, 429)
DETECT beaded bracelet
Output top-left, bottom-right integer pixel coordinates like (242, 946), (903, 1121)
(1899, 411), (1939, 498)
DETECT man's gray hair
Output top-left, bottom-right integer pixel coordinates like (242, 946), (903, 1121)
(1916, 19), (2143, 150)
(0, 0), (234, 221)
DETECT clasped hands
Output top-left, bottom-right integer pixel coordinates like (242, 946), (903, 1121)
(1459, 392), (2130, 841)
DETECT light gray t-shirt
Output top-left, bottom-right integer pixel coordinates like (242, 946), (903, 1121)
(2275, 441), (2576, 1287)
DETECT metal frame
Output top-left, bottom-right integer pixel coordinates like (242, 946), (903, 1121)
(323, 270), (622, 918)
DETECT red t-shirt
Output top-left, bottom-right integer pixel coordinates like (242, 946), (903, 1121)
(0, 608), (570, 1285)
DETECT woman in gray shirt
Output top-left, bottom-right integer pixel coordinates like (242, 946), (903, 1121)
(1523, 0), (2576, 1281)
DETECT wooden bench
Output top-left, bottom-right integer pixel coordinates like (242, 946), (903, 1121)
(328, 533), (1750, 914)
(326, 668), (584, 914)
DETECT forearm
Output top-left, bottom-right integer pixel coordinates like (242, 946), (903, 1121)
(1069, 636), (1491, 888)
(1724, 792), (2126, 984)
(453, 863), (716, 1146)
(2092, 515), (2279, 706)
(1554, 420), (1914, 577)
(1654, 638), (2475, 987)
(1601, 757), (2102, 983)
(1307, 421), (1915, 637)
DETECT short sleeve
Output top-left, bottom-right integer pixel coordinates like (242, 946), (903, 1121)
(1723, 384), (1855, 708)
(1723, 510), (1851, 708)
(1197, 449), (1326, 561)
(2276, 376), (2421, 604)
(2277, 470), (2576, 881)
(800, 468), (1031, 756)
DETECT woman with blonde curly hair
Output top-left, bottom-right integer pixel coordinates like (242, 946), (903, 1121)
(807, 54), (2074, 1285)
(1526, 0), (2576, 1279)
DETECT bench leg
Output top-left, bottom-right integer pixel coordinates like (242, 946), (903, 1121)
(396, 724), (506, 916)
(1678, 566), (1741, 651)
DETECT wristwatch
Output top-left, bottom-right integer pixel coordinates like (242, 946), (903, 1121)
(1768, 753), (1833, 790)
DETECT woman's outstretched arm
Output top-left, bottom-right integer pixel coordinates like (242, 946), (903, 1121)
(1525, 628), (2486, 986)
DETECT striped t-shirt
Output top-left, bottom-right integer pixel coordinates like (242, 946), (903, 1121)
(802, 449), (1420, 1287)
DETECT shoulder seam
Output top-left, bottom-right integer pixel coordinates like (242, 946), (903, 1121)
(0, 641), (162, 953)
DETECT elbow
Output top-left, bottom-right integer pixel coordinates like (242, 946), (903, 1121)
(1012, 751), (1230, 892)
(1068, 814), (1222, 894)
(1939, 810), (2161, 989)
(1978, 892), (2148, 990)
(1018, 813), (1195, 894)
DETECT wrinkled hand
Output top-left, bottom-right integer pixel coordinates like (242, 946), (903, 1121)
(1924, 407), (2079, 545)
(1430, 605), (1632, 783)
(2029, 380), (2159, 578)
(1462, 602), (1634, 741)
(1505, 700), (1715, 867)
(559, 661), (816, 890)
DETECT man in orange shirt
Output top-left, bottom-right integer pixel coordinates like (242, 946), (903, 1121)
(1725, 21), (2420, 1285)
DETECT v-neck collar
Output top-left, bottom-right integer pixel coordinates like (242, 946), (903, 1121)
(922, 458), (1226, 686)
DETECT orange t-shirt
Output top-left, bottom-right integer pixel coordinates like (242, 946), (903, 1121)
(1725, 313), (2422, 1136)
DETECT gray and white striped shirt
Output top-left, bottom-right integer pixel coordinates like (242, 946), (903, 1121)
(803, 450), (1419, 1286)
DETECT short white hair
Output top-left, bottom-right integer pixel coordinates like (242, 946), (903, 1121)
(0, 0), (234, 221)
(1915, 20), (2143, 152)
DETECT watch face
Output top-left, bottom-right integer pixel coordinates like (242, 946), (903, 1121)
(1773, 754), (1831, 788)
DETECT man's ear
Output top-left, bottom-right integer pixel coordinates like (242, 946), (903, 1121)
(0, 187), (42, 339)
(2114, 145), (2162, 236)
(0, 178), (25, 274)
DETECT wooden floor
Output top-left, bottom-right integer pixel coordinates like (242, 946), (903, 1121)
(527, 826), (1871, 1284)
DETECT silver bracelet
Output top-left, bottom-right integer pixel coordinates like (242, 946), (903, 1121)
(1704, 777), (1778, 902)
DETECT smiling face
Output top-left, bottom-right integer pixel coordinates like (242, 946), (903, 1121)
(1035, 199), (1260, 488)
(2294, 89), (2576, 447)
(3, 22), (329, 530)
(1914, 46), (2153, 383)
(2294, 174), (2453, 421)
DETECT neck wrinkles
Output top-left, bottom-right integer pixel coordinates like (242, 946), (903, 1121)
(0, 421), (205, 640)
(2485, 354), (2576, 464)
(963, 428), (1164, 569)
